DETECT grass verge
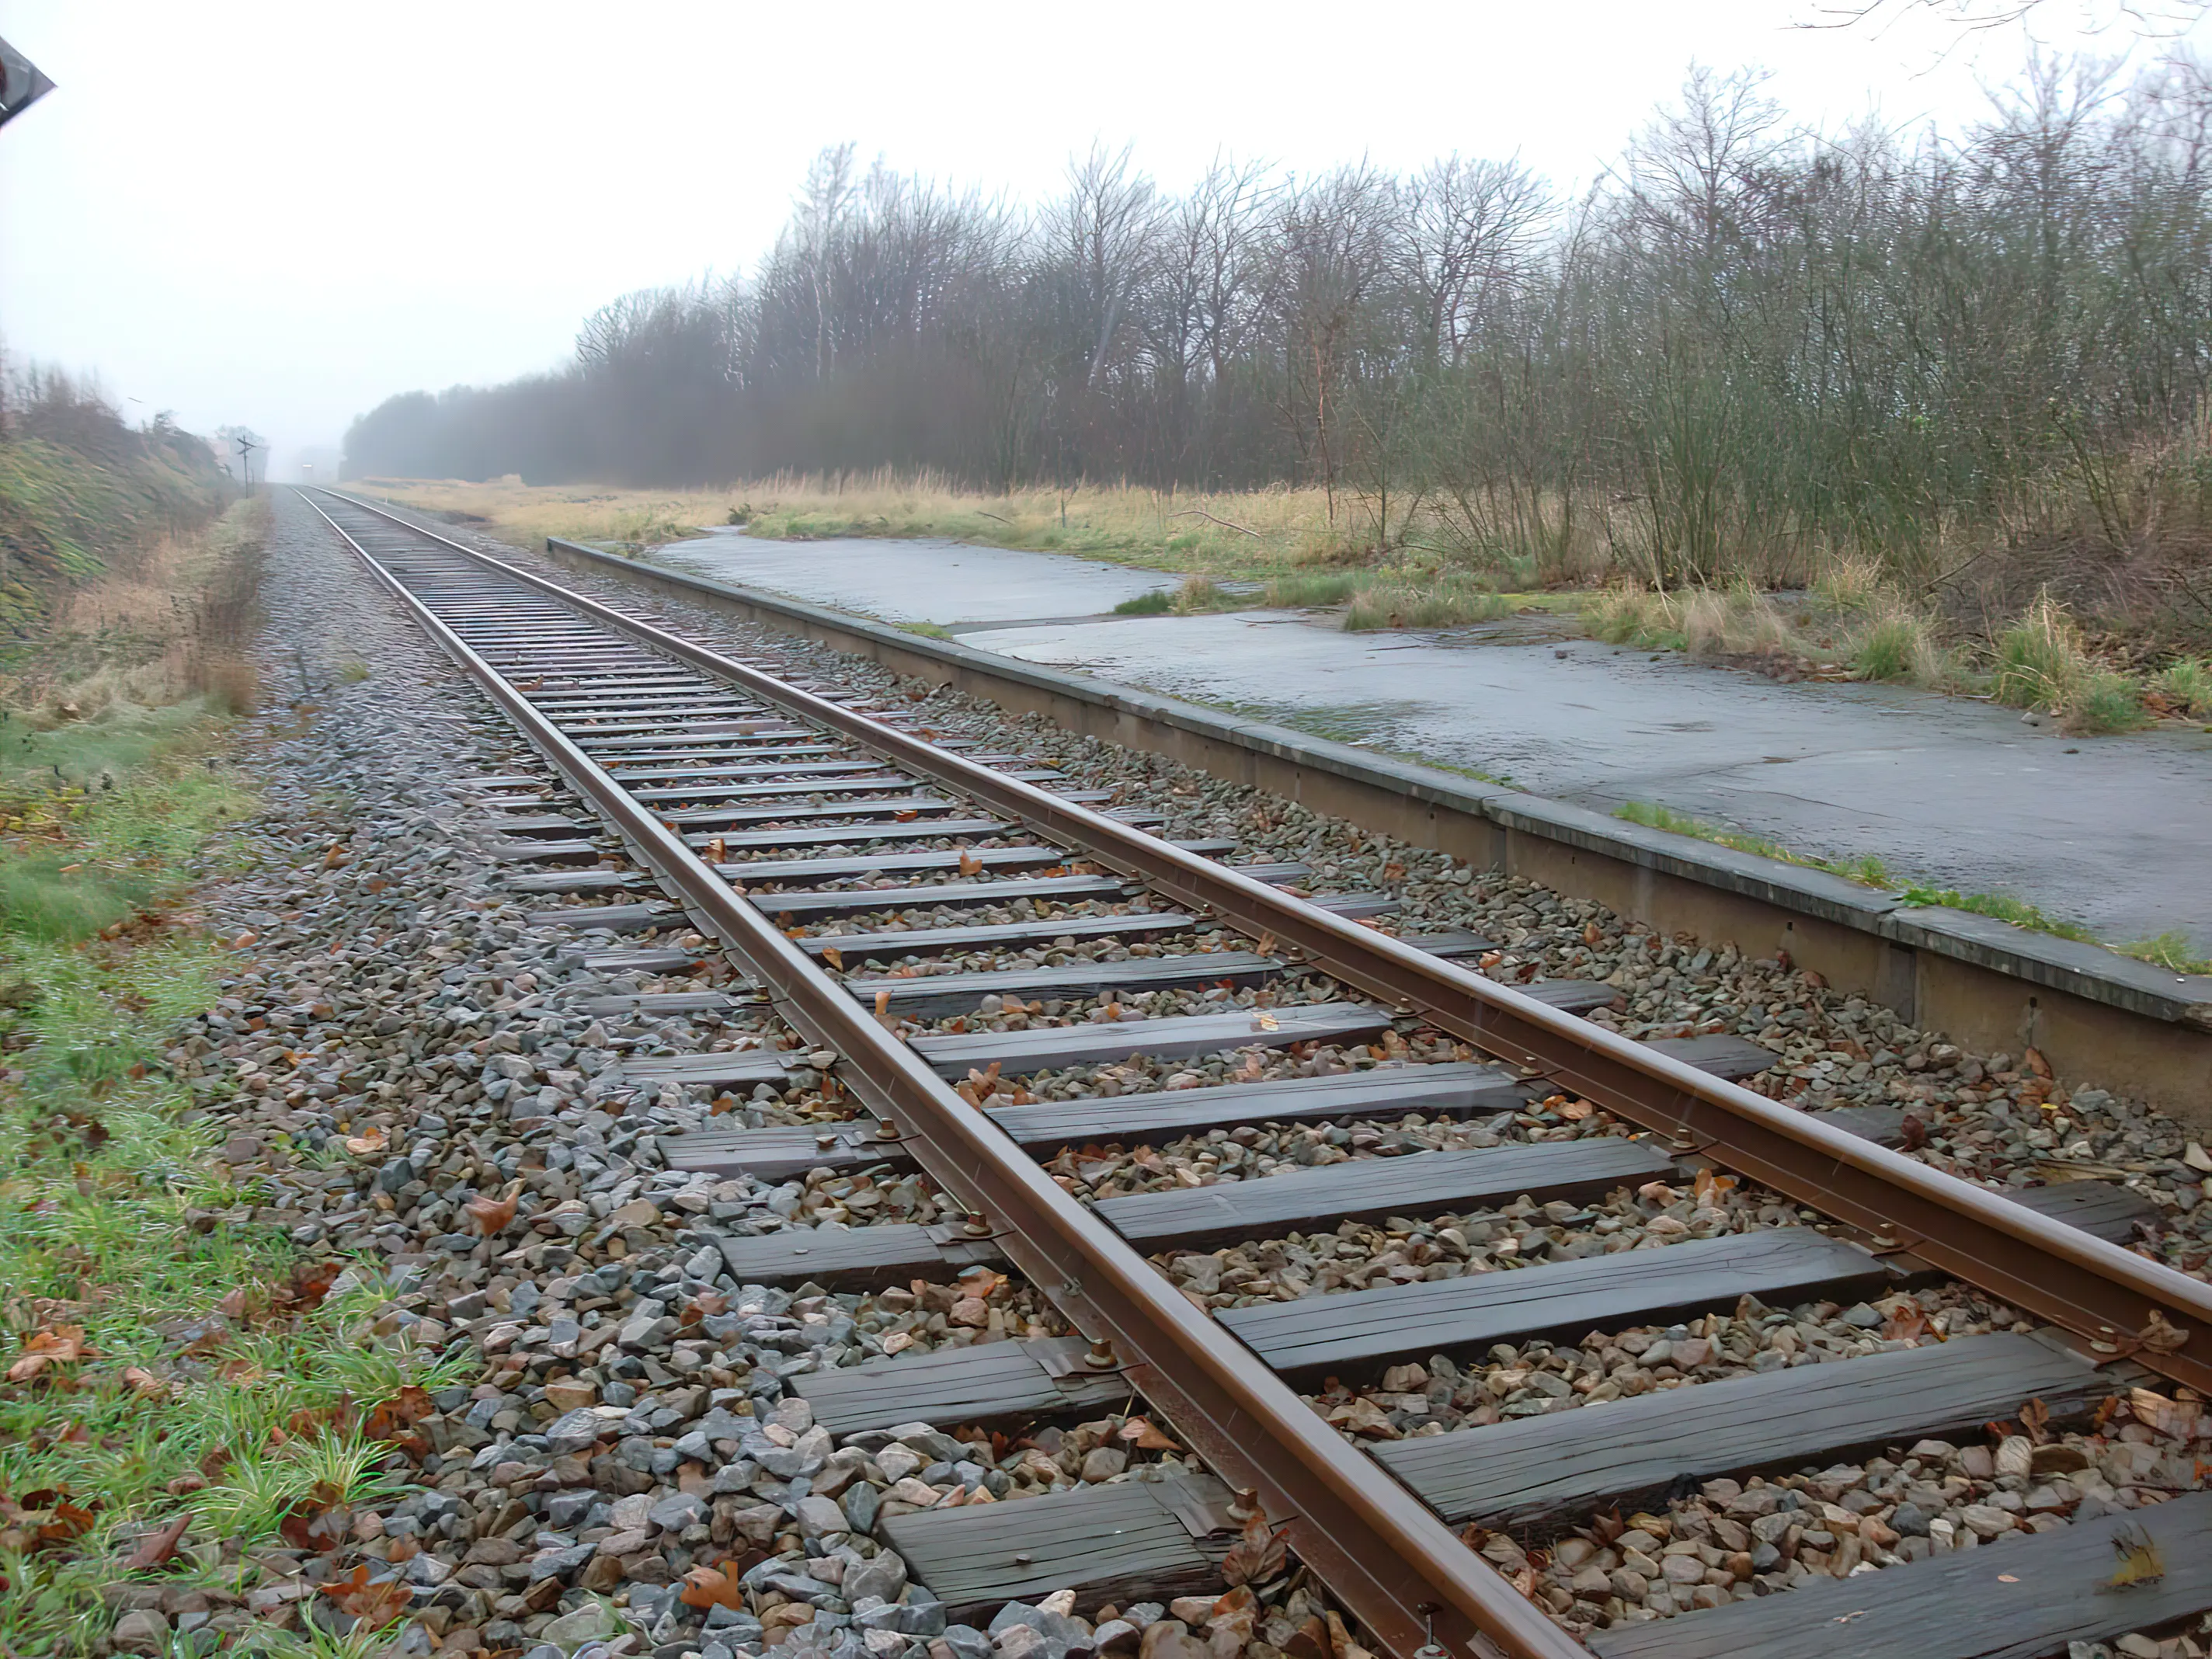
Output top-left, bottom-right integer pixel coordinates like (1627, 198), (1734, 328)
(0, 512), (452, 1653)
(1613, 801), (1895, 887)
(1616, 800), (2211, 973)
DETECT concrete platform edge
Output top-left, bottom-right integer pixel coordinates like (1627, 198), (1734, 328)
(543, 535), (2212, 1119)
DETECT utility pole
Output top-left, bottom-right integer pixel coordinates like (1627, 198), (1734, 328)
(235, 436), (263, 492)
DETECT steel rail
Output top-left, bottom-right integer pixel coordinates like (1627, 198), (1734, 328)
(318, 489), (2212, 1400)
(303, 491), (1583, 1659)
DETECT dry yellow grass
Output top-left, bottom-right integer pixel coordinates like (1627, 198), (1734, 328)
(345, 471), (1361, 577)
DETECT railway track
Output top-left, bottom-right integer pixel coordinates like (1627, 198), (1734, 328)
(301, 486), (2212, 1659)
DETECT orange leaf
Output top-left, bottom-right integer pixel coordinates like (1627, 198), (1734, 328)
(317, 1563), (411, 1627)
(1883, 1303), (1930, 1341)
(363, 1384), (433, 1442)
(821, 944), (843, 970)
(957, 850), (982, 877)
(1692, 1168), (1737, 1208)
(343, 1125), (388, 1156)
(680, 1563), (749, 1611)
(1117, 1415), (1181, 1451)
(40, 1500), (96, 1551)
(464, 1188), (519, 1236)
(121, 1366), (166, 1399)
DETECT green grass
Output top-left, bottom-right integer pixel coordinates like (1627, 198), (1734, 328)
(1614, 800), (1895, 886)
(896, 620), (955, 639)
(2123, 930), (2212, 974)
(1618, 804), (2211, 972)
(0, 704), (448, 1652)
(1894, 884), (2102, 941)
(2151, 656), (2212, 715)
(1113, 576), (1247, 617)
(1264, 571), (1370, 608)
(1991, 593), (2148, 733)
(1344, 580), (1514, 632)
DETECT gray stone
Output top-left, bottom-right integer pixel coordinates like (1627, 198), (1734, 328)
(110, 1610), (170, 1654)
(859, 1602), (948, 1638)
(649, 1490), (705, 1533)
(843, 1552), (907, 1605)
(545, 1408), (607, 1456)
(541, 1601), (617, 1647)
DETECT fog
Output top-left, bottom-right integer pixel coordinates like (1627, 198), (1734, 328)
(1, 0), (2202, 480)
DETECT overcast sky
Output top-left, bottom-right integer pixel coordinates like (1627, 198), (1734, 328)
(2, 0), (2203, 478)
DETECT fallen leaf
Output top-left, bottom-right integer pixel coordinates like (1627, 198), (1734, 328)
(2024, 1046), (2052, 1079)
(821, 944), (843, 971)
(277, 1480), (353, 1555)
(121, 1366), (167, 1399)
(1118, 1415), (1181, 1450)
(1693, 1168), (1737, 1207)
(317, 1563), (411, 1628)
(1898, 1115), (1929, 1152)
(343, 1125), (388, 1156)
(276, 1259), (341, 1313)
(1381, 861), (1405, 882)
(7, 1326), (90, 1382)
(464, 1186), (519, 1236)
(124, 1513), (190, 1570)
(2019, 1396), (2051, 1445)
(680, 1563), (748, 1611)
(2137, 1309), (2189, 1355)
(322, 844), (348, 868)
(363, 1385), (433, 1443)
(1883, 1303), (1930, 1341)
(1324, 1610), (1376, 1659)
(958, 850), (982, 877)
(1220, 1495), (1287, 1588)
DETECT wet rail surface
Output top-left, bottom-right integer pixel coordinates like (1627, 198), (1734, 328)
(302, 488), (2212, 1659)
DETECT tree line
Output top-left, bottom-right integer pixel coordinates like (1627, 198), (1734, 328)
(344, 54), (2212, 588)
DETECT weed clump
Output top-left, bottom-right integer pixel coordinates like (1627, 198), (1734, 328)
(1992, 593), (2146, 732)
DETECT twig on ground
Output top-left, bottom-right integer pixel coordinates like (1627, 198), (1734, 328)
(1169, 510), (1262, 539)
